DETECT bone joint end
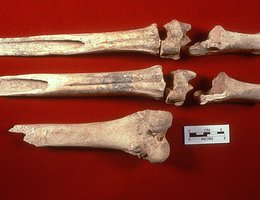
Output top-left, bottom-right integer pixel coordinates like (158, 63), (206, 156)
(165, 70), (196, 106)
(194, 72), (260, 105)
(188, 25), (260, 56)
(160, 20), (191, 60)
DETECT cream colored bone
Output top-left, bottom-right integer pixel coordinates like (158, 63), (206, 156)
(0, 20), (191, 59)
(165, 70), (196, 106)
(194, 72), (260, 105)
(0, 66), (195, 105)
(160, 20), (191, 60)
(0, 65), (166, 100)
(188, 25), (260, 56)
(9, 110), (173, 163)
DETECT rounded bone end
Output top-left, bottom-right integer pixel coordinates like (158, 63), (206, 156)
(146, 137), (170, 163)
(127, 110), (173, 163)
(165, 70), (196, 106)
(160, 20), (191, 60)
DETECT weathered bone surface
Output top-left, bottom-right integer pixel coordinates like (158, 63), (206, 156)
(0, 65), (166, 99)
(160, 20), (191, 60)
(9, 110), (173, 163)
(0, 20), (191, 59)
(165, 70), (196, 106)
(188, 25), (260, 56)
(194, 72), (260, 105)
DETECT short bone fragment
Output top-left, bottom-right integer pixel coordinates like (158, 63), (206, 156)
(0, 66), (166, 100)
(194, 72), (260, 105)
(165, 70), (196, 106)
(9, 110), (173, 163)
(188, 25), (260, 56)
(0, 20), (191, 59)
(160, 20), (191, 60)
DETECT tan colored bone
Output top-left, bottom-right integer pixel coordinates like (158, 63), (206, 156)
(165, 70), (196, 106)
(160, 20), (191, 60)
(194, 72), (260, 105)
(9, 110), (173, 163)
(0, 66), (195, 105)
(0, 65), (166, 100)
(0, 20), (191, 59)
(188, 25), (260, 56)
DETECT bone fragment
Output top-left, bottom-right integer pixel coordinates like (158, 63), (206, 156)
(0, 20), (191, 59)
(194, 72), (260, 105)
(160, 20), (191, 60)
(0, 65), (166, 99)
(165, 70), (196, 106)
(188, 25), (260, 56)
(9, 110), (173, 163)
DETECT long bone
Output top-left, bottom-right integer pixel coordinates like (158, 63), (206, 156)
(9, 110), (173, 163)
(188, 25), (260, 56)
(194, 72), (260, 105)
(0, 65), (196, 105)
(0, 20), (190, 60)
(0, 65), (166, 99)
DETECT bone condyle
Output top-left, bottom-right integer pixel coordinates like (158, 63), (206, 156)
(0, 20), (191, 60)
(9, 110), (173, 163)
(194, 72), (260, 105)
(0, 65), (195, 105)
(188, 25), (260, 56)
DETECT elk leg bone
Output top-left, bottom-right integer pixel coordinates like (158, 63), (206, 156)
(0, 65), (166, 99)
(0, 65), (195, 105)
(0, 20), (191, 60)
(188, 25), (260, 56)
(194, 72), (260, 105)
(165, 70), (196, 106)
(9, 110), (173, 163)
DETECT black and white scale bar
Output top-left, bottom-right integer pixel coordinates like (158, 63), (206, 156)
(184, 124), (230, 145)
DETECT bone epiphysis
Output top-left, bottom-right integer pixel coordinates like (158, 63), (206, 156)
(0, 20), (191, 60)
(9, 110), (173, 163)
(188, 25), (260, 56)
(0, 65), (166, 99)
(194, 72), (260, 105)
(165, 70), (196, 106)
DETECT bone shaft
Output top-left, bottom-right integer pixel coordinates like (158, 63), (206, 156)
(227, 31), (260, 51)
(10, 118), (133, 150)
(232, 80), (260, 101)
(9, 110), (173, 164)
(0, 24), (160, 56)
(0, 66), (165, 99)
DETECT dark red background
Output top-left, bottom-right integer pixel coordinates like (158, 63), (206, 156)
(0, 0), (259, 199)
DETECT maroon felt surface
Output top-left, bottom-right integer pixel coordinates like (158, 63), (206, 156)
(0, 0), (259, 199)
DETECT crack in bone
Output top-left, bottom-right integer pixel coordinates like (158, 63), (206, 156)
(194, 72), (260, 105)
(9, 110), (173, 163)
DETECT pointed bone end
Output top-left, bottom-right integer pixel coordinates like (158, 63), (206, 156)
(129, 110), (173, 163)
(9, 125), (33, 134)
(188, 25), (226, 56)
(194, 72), (230, 105)
(9, 124), (43, 146)
(160, 20), (191, 60)
(165, 70), (196, 106)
